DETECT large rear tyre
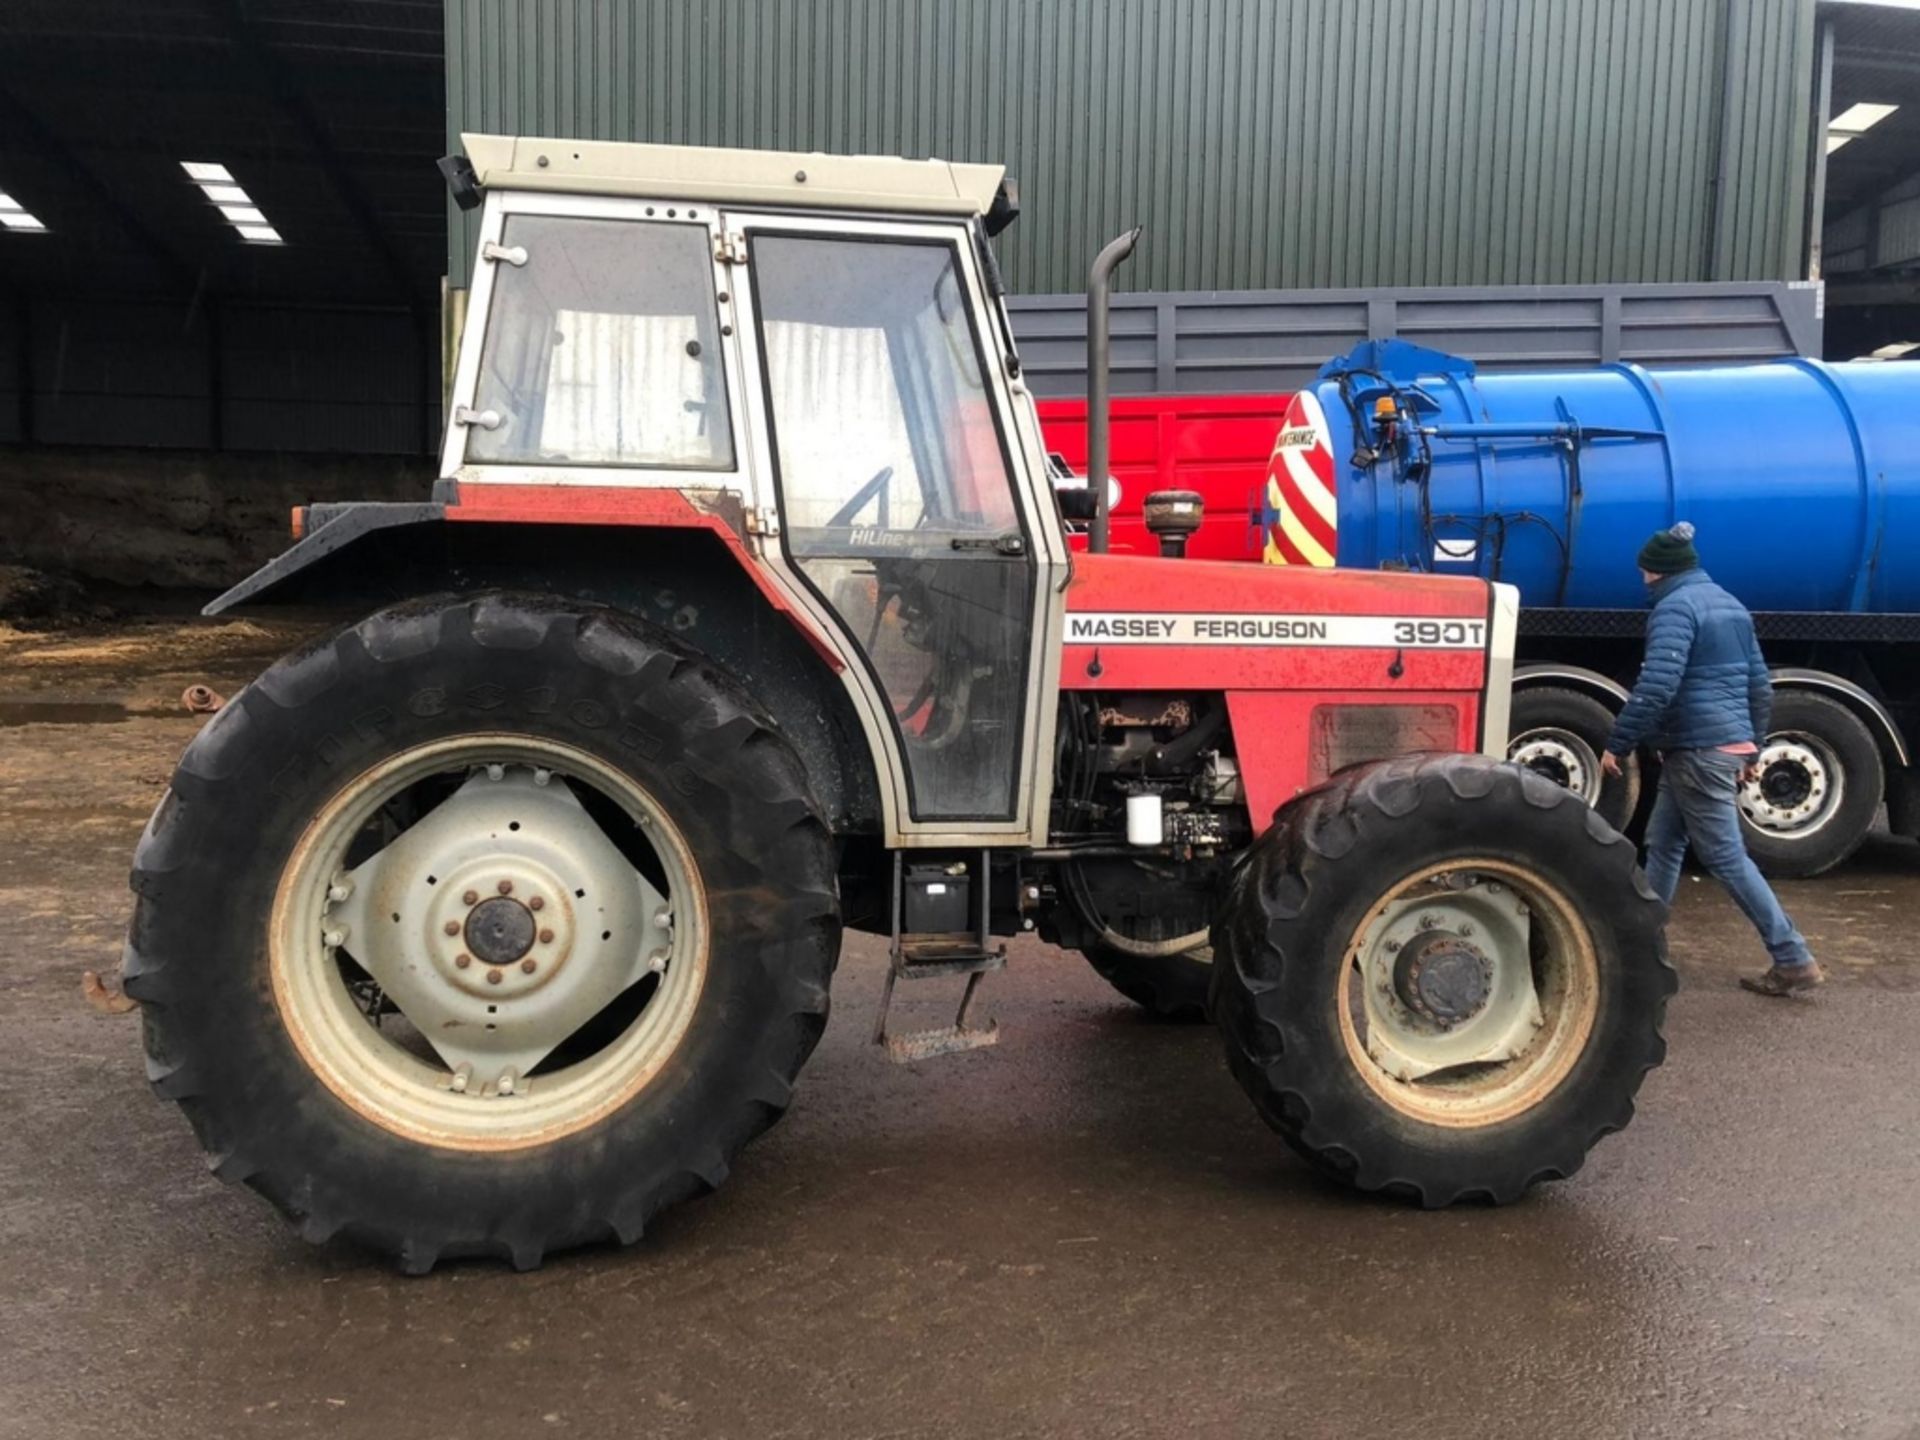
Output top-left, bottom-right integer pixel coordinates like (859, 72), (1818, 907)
(1210, 752), (1673, 1206)
(125, 594), (839, 1272)
(1738, 690), (1882, 879)
(1506, 685), (1638, 832)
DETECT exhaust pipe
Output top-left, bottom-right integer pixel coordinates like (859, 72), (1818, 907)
(1086, 227), (1141, 555)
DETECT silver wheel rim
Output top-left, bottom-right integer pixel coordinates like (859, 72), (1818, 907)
(270, 735), (707, 1151)
(1739, 731), (1842, 838)
(1509, 727), (1603, 806)
(1337, 859), (1599, 1128)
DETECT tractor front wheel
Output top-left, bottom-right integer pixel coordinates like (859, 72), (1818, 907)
(1210, 752), (1673, 1206)
(125, 594), (839, 1271)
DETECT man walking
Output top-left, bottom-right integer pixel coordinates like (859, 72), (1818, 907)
(1600, 522), (1825, 996)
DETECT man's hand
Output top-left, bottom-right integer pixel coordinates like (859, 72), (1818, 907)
(1600, 751), (1623, 779)
(1739, 759), (1761, 786)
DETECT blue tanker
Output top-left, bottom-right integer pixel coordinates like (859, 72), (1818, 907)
(1301, 339), (1920, 614)
(1262, 339), (1920, 880)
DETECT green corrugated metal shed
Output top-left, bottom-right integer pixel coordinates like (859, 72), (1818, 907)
(445, 0), (1816, 293)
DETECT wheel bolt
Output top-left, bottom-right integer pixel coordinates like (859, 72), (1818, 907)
(486, 968), (503, 985)
(521, 959), (537, 975)
(497, 879), (514, 895)
(454, 953), (472, 969)
(528, 895), (545, 912)
(539, 928), (555, 944)
(462, 889), (479, 906)
(444, 920), (461, 936)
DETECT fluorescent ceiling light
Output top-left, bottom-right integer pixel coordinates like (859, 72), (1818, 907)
(0, 190), (48, 231)
(1828, 102), (1899, 154)
(1832, 102), (1899, 134)
(185, 161), (287, 246)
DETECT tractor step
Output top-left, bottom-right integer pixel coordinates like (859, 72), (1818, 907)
(873, 958), (1002, 1063)
(894, 937), (1007, 978)
(874, 851), (1006, 1063)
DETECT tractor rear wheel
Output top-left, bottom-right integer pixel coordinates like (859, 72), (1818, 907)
(1210, 752), (1672, 1206)
(125, 594), (839, 1271)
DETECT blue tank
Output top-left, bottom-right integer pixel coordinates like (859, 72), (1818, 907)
(1284, 340), (1920, 613)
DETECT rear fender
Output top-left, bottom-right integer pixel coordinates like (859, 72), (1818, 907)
(203, 495), (881, 830)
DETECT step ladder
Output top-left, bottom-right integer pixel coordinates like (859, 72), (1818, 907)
(874, 850), (1006, 1063)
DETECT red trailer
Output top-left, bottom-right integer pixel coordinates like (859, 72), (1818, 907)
(1036, 393), (1286, 560)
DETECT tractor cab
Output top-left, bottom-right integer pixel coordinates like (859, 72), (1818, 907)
(439, 135), (1066, 844)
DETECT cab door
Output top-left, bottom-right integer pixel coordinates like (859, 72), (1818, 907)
(726, 215), (1064, 841)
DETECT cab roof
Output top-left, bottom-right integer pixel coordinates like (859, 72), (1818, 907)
(461, 133), (1005, 219)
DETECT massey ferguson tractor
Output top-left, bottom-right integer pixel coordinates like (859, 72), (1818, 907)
(123, 135), (1673, 1272)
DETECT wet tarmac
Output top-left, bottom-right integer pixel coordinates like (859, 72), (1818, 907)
(4, 617), (1919, 1439)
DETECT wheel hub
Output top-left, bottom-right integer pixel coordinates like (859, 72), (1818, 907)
(465, 896), (536, 966)
(320, 765), (673, 1088)
(1740, 736), (1837, 834)
(1351, 879), (1545, 1082)
(1509, 729), (1599, 804)
(1394, 935), (1495, 1028)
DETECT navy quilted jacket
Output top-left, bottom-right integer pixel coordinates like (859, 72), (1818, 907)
(1606, 569), (1772, 756)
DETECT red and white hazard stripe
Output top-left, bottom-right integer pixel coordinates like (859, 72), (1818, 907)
(1264, 390), (1338, 567)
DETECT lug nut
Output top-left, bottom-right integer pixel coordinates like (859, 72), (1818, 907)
(444, 920), (461, 936)
(539, 928), (555, 944)
(486, 968), (503, 985)
(521, 959), (537, 975)
(497, 879), (514, 895)
(462, 889), (479, 906)
(454, 953), (472, 969)
(528, 895), (545, 912)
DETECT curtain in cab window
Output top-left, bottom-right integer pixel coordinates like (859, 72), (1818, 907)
(469, 215), (733, 470)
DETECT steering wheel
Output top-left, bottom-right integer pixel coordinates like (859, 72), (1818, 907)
(825, 466), (895, 529)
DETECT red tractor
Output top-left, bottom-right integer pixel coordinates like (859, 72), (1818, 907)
(124, 136), (1672, 1272)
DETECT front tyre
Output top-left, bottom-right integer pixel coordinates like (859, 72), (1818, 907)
(1210, 753), (1673, 1206)
(124, 595), (840, 1272)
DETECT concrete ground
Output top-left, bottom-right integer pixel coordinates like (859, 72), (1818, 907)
(4, 617), (1919, 1440)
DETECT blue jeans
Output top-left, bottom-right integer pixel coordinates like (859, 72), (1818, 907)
(1643, 748), (1816, 970)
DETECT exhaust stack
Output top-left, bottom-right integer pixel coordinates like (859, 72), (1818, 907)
(1086, 227), (1141, 554)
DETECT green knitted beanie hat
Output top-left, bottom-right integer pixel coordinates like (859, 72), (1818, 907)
(1637, 521), (1698, 575)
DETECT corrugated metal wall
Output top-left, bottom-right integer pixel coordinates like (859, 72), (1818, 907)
(0, 300), (431, 454)
(445, 0), (1816, 293)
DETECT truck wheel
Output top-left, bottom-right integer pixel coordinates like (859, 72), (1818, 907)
(1506, 686), (1638, 832)
(1738, 690), (1883, 879)
(1083, 943), (1212, 1021)
(124, 594), (839, 1272)
(1210, 753), (1673, 1206)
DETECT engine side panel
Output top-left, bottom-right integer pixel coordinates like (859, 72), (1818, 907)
(1060, 553), (1495, 827)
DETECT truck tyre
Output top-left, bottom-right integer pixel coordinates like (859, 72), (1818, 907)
(1210, 752), (1673, 1207)
(1083, 943), (1212, 1022)
(124, 594), (839, 1272)
(1507, 686), (1638, 832)
(1738, 690), (1883, 879)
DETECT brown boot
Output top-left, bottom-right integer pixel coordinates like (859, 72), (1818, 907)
(1739, 964), (1825, 997)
